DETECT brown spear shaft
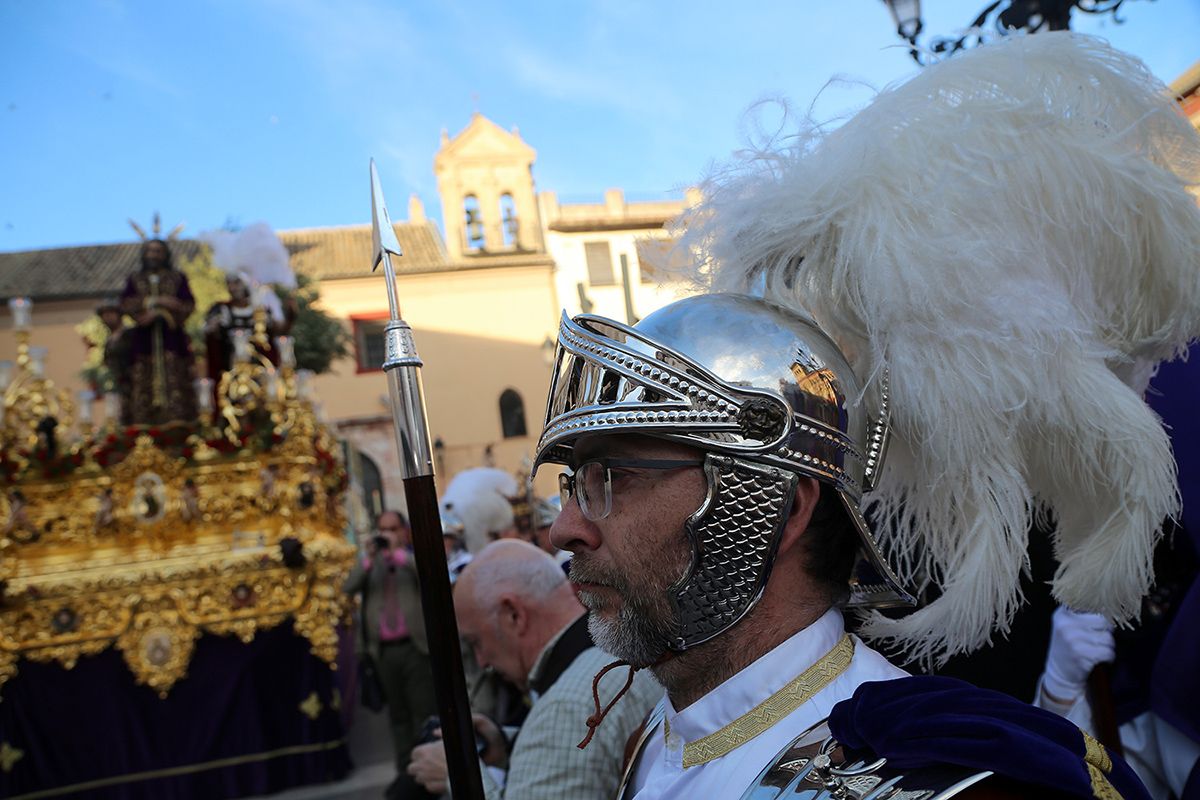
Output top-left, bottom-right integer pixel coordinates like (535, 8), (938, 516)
(370, 160), (485, 799)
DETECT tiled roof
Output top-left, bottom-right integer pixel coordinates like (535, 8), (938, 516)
(0, 240), (206, 301)
(0, 222), (552, 301)
(280, 222), (450, 280)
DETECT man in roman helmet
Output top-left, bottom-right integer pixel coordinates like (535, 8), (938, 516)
(535, 33), (1200, 800)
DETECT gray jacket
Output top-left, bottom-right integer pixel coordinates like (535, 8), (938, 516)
(343, 549), (428, 657)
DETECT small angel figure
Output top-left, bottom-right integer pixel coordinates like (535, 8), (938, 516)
(261, 464), (279, 496)
(297, 480), (316, 510)
(5, 490), (37, 542)
(181, 479), (200, 523)
(94, 488), (115, 533)
(257, 463), (280, 511)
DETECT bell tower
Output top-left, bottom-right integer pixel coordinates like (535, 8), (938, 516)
(433, 114), (544, 260)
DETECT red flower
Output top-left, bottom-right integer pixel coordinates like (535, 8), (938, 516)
(124, 426), (137, 437)
(181, 447), (194, 459)
(105, 434), (117, 445)
(148, 427), (161, 438)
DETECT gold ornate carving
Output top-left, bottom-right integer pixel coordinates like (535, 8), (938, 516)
(115, 597), (200, 698)
(0, 740), (24, 773)
(1, 331), (76, 465)
(0, 535), (354, 696)
(0, 312), (354, 700)
(0, 649), (18, 690)
(298, 691), (323, 721)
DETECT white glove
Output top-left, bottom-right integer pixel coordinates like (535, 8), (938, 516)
(1042, 606), (1115, 703)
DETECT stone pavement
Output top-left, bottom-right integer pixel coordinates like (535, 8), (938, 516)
(246, 703), (395, 800)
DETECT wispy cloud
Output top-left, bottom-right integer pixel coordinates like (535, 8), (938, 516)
(259, 0), (422, 94)
(44, 0), (182, 97)
(60, 41), (183, 98)
(501, 41), (683, 118)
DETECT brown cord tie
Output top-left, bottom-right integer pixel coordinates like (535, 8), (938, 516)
(578, 659), (637, 749)
(578, 650), (675, 750)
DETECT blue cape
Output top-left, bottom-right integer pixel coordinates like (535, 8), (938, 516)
(828, 676), (1151, 800)
(1145, 348), (1200, 745)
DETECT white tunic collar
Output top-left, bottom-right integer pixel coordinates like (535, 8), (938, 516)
(663, 607), (845, 747)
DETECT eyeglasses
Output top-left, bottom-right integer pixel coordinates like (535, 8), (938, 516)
(558, 458), (704, 521)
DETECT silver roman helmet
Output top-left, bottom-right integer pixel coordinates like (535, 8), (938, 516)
(533, 293), (914, 652)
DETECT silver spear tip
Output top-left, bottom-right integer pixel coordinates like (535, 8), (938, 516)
(370, 158), (404, 272)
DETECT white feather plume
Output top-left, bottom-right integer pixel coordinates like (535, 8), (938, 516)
(682, 33), (1200, 665)
(440, 467), (518, 553)
(200, 222), (297, 288)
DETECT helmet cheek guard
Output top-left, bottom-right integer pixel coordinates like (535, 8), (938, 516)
(671, 455), (799, 650)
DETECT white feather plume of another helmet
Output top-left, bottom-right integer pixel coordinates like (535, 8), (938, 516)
(683, 32), (1200, 666)
(200, 222), (297, 324)
(200, 222), (297, 289)
(440, 467), (518, 553)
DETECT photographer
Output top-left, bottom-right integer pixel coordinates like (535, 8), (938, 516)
(344, 511), (437, 799)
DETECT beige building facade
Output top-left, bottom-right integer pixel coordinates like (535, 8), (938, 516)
(0, 114), (693, 522)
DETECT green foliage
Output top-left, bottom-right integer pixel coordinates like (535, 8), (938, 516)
(284, 274), (350, 374)
(75, 315), (113, 392)
(178, 248), (231, 344)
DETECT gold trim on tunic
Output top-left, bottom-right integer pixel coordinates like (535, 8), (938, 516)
(673, 633), (855, 768)
(1082, 730), (1121, 800)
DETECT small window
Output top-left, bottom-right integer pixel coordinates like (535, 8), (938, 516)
(499, 389), (527, 438)
(353, 317), (388, 373)
(357, 450), (384, 518)
(464, 195), (484, 252)
(500, 193), (518, 248)
(585, 241), (615, 286)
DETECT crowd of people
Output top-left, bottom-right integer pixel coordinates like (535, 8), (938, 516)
(342, 32), (1199, 800)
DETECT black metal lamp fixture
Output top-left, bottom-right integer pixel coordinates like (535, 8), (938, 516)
(883, 0), (1145, 64)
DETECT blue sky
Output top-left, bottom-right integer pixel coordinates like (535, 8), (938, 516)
(2, 0), (1198, 252)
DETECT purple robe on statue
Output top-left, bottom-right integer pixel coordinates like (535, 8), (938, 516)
(118, 263), (198, 426)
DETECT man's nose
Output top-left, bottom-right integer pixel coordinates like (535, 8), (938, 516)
(549, 497), (602, 553)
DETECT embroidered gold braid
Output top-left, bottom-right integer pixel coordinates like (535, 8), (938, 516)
(678, 634), (854, 768)
(1082, 731), (1113, 774)
(1082, 731), (1121, 800)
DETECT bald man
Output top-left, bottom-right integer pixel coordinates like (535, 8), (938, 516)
(408, 540), (660, 799)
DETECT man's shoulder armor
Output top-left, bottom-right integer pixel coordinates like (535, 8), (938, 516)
(743, 719), (993, 800)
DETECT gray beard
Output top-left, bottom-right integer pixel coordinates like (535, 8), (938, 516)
(580, 589), (677, 666)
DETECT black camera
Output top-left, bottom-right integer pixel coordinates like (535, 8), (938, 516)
(417, 715), (488, 755)
(372, 535), (391, 550)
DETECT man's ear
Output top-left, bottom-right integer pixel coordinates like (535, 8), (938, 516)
(777, 477), (821, 556)
(497, 595), (529, 637)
